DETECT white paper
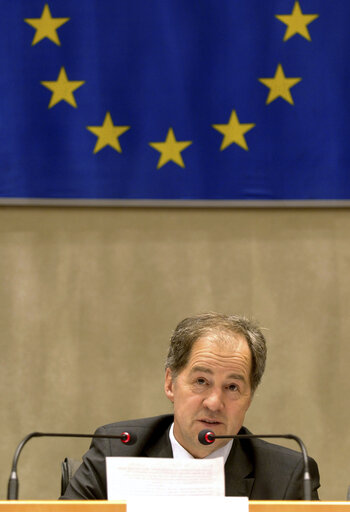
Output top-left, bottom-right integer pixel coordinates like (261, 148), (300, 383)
(126, 496), (248, 512)
(106, 456), (225, 499)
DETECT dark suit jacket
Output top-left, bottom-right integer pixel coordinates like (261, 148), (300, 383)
(60, 414), (320, 500)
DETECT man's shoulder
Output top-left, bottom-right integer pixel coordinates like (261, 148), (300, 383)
(240, 426), (314, 468)
(239, 427), (301, 460)
(92, 414), (174, 457)
(96, 414), (174, 435)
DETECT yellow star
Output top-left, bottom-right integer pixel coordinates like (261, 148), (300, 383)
(41, 67), (85, 108)
(275, 1), (319, 42)
(258, 63), (302, 105)
(212, 110), (255, 151)
(149, 128), (192, 169)
(87, 112), (130, 154)
(24, 4), (69, 46)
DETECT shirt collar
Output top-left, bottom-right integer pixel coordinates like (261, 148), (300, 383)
(169, 423), (233, 463)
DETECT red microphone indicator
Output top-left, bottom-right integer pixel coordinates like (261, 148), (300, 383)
(198, 429), (215, 445)
(120, 431), (137, 445)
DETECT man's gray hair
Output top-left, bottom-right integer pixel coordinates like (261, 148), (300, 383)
(165, 312), (267, 393)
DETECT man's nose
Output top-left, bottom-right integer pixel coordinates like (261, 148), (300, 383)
(202, 388), (224, 411)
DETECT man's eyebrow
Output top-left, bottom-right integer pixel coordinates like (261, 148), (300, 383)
(190, 366), (213, 374)
(227, 373), (246, 382)
(190, 366), (246, 381)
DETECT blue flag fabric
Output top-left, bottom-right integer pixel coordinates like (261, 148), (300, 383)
(0, 1), (349, 203)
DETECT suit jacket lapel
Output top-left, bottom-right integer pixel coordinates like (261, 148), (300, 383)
(143, 427), (173, 458)
(224, 440), (255, 497)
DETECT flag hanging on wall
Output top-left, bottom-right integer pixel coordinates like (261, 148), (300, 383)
(0, 1), (348, 204)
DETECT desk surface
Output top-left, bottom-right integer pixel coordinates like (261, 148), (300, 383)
(0, 502), (349, 512)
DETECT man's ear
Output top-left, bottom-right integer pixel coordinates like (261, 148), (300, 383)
(164, 367), (175, 403)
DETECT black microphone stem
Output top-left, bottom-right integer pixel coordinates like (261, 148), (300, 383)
(212, 433), (311, 500)
(7, 431), (135, 500)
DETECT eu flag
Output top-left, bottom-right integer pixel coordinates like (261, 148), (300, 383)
(0, 1), (348, 203)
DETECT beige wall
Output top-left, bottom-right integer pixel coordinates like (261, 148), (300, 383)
(1, 206), (349, 500)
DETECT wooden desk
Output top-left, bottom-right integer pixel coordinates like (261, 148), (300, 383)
(251, 503), (350, 512)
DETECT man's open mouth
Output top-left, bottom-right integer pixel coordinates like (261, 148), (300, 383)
(198, 419), (222, 425)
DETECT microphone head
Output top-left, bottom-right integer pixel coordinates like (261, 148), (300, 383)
(120, 431), (137, 445)
(198, 429), (215, 445)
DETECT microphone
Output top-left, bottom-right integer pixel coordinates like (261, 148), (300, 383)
(7, 430), (137, 500)
(198, 429), (312, 500)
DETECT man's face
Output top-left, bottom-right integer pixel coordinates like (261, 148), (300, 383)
(164, 333), (252, 458)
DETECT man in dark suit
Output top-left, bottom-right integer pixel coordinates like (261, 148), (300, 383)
(61, 313), (320, 500)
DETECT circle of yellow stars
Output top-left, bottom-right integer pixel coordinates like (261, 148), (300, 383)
(24, 1), (319, 169)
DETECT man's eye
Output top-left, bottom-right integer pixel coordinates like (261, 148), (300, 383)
(228, 384), (238, 391)
(196, 378), (206, 385)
